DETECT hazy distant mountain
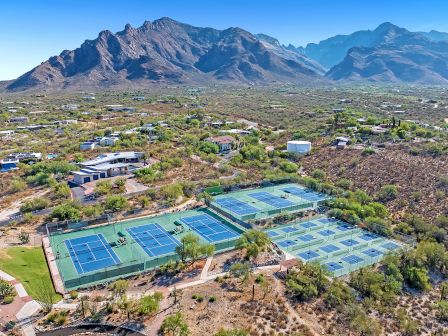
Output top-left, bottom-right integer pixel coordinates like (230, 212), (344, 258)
(6, 18), (324, 92)
(326, 28), (448, 84)
(301, 22), (411, 69)
(254, 34), (326, 75)
(419, 30), (448, 42)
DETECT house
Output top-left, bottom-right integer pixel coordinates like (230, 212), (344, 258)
(83, 96), (96, 101)
(219, 129), (251, 136)
(206, 135), (235, 153)
(80, 142), (97, 150)
(61, 104), (80, 110)
(55, 119), (78, 125)
(0, 158), (19, 172)
(1, 152), (42, 171)
(133, 96), (145, 101)
(332, 108), (344, 113)
(0, 130), (15, 139)
(99, 136), (119, 146)
(72, 152), (145, 184)
(287, 141), (312, 154)
(9, 117), (29, 123)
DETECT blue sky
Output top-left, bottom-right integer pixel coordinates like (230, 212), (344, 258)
(1, 0), (447, 80)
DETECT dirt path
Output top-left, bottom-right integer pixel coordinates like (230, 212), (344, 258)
(0, 189), (49, 221)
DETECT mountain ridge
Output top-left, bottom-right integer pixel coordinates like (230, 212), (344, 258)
(6, 17), (326, 92)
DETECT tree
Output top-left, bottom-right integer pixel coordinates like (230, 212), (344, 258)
(199, 141), (219, 154)
(138, 195), (150, 208)
(214, 328), (249, 336)
(229, 262), (251, 283)
(236, 229), (271, 260)
(138, 292), (163, 315)
(104, 195), (128, 211)
(0, 280), (16, 302)
(118, 295), (138, 319)
(18, 231), (30, 244)
(51, 202), (82, 221)
(175, 233), (214, 263)
(160, 312), (189, 336)
(286, 263), (330, 302)
(435, 300), (448, 321)
(110, 279), (129, 301)
(53, 182), (71, 199)
(323, 279), (355, 309)
(377, 185), (398, 202)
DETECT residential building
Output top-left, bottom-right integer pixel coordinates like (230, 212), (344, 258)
(206, 135), (235, 153)
(287, 141), (312, 154)
(80, 142), (97, 151)
(72, 152), (145, 184)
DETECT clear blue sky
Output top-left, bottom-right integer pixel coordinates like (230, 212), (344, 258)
(1, 0), (447, 80)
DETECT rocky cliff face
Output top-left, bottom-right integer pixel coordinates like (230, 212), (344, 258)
(6, 18), (324, 92)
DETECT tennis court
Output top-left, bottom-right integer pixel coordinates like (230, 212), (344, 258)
(65, 234), (121, 274)
(211, 183), (331, 221)
(178, 214), (240, 243)
(265, 216), (404, 276)
(49, 208), (244, 290)
(127, 223), (180, 257)
(249, 191), (295, 208)
(215, 197), (259, 216)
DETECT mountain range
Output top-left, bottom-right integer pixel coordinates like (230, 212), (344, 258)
(4, 18), (448, 92)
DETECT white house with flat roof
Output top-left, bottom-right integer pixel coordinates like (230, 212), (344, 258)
(72, 152), (145, 184)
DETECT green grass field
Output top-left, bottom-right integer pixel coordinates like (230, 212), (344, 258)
(0, 246), (61, 303)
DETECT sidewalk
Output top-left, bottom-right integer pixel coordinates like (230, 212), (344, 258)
(0, 269), (40, 336)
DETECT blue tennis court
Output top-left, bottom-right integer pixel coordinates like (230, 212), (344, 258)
(179, 214), (240, 242)
(65, 234), (120, 274)
(282, 227), (298, 233)
(249, 192), (294, 208)
(127, 223), (180, 257)
(342, 255), (364, 264)
(215, 197), (259, 216)
(277, 239), (295, 248)
(326, 262), (344, 272)
(362, 248), (382, 258)
(267, 231), (279, 238)
(282, 187), (323, 201)
(336, 224), (355, 232)
(298, 234), (316, 242)
(340, 239), (360, 247)
(320, 244), (340, 253)
(318, 229), (335, 237)
(359, 233), (379, 241)
(298, 250), (320, 260)
(300, 221), (318, 229)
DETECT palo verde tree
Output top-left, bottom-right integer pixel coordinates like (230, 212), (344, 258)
(175, 233), (215, 264)
(236, 229), (271, 260)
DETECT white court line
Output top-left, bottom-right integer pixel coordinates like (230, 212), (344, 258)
(97, 234), (119, 263)
(66, 239), (85, 274)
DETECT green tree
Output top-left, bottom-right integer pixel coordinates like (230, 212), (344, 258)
(51, 201), (82, 221)
(175, 233), (214, 263)
(286, 263), (330, 302)
(377, 184), (398, 202)
(236, 229), (271, 260)
(214, 328), (248, 336)
(160, 312), (189, 336)
(104, 195), (128, 211)
(138, 292), (164, 315)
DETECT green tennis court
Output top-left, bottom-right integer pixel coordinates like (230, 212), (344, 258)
(49, 208), (243, 290)
(265, 216), (404, 276)
(210, 183), (330, 221)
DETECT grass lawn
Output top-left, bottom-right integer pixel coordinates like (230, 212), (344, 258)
(0, 246), (61, 303)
